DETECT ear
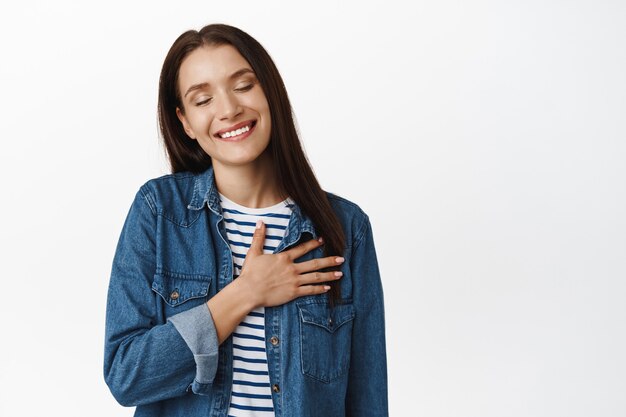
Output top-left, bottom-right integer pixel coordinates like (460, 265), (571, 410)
(176, 107), (196, 140)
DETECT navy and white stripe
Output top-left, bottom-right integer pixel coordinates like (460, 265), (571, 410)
(219, 192), (294, 417)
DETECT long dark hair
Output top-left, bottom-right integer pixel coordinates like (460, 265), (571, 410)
(157, 23), (345, 301)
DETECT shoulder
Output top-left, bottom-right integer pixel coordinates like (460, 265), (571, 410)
(324, 191), (371, 247)
(134, 171), (199, 224)
(138, 171), (195, 204)
(140, 171), (196, 193)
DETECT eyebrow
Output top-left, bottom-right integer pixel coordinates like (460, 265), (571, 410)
(183, 68), (255, 98)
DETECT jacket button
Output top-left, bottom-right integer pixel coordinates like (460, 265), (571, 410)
(270, 336), (279, 346)
(272, 384), (280, 393)
(170, 290), (180, 300)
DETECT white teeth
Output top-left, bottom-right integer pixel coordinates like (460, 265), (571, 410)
(219, 124), (251, 139)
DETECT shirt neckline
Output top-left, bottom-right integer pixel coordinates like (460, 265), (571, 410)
(217, 191), (292, 214)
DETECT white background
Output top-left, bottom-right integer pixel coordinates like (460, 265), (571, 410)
(1, 1), (625, 416)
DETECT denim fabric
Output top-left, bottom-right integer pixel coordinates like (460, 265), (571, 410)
(103, 165), (388, 416)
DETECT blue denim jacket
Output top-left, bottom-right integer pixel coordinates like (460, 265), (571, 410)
(103, 165), (388, 416)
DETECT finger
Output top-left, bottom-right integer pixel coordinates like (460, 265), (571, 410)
(296, 284), (332, 297)
(299, 270), (343, 285)
(293, 255), (345, 274)
(285, 236), (324, 261)
(247, 220), (266, 256)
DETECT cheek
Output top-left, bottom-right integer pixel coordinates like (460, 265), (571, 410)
(258, 101), (271, 130)
(248, 90), (271, 117)
(188, 109), (215, 132)
(259, 110), (271, 140)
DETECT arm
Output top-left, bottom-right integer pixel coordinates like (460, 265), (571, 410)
(206, 221), (343, 344)
(346, 215), (389, 416)
(103, 187), (219, 406)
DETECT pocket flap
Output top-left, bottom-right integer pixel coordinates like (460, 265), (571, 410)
(298, 302), (355, 333)
(151, 273), (211, 307)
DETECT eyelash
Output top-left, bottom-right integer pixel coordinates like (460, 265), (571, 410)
(195, 83), (255, 106)
(235, 83), (254, 92)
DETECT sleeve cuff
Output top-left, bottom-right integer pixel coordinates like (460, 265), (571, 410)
(168, 303), (219, 386)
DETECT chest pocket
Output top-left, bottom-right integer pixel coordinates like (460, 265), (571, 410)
(151, 272), (211, 316)
(297, 301), (355, 383)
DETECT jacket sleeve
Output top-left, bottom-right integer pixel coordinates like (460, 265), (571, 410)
(103, 187), (219, 407)
(346, 214), (389, 416)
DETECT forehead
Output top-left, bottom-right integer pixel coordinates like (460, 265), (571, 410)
(178, 44), (252, 90)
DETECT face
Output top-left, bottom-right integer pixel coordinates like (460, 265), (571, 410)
(176, 44), (272, 169)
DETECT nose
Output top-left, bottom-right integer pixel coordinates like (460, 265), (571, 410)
(215, 90), (242, 120)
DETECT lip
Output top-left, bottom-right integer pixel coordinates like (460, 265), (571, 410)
(214, 120), (257, 143)
(214, 119), (256, 138)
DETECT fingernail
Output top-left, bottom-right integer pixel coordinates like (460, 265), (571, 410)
(335, 257), (345, 263)
(256, 220), (263, 229)
(323, 285), (331, 291)
(318, 236), (324, 244)
(334, 271), (343, 277)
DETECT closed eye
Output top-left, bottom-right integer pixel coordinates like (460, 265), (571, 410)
(195, 97), (212, 106)
(235, 83), (254, 92)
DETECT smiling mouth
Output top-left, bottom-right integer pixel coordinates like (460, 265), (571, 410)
(215, 120), (257, 140)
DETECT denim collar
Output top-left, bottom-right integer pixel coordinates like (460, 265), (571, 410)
(186, 165), (318, 243)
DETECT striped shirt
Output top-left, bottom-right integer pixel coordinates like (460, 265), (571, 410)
(219, 192), (294, 417)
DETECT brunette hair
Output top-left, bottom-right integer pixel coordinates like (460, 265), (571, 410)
(157, 23), (345, 301)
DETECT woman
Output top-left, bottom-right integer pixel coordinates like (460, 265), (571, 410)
(103, 23), (388, 417)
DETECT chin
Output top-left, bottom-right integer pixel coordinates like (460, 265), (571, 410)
(217, 154), (265, 167)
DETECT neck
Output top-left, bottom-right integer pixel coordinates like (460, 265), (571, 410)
(212, 151), (284, 209)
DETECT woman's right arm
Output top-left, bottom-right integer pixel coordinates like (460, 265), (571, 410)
(104, 188), (217, 406)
